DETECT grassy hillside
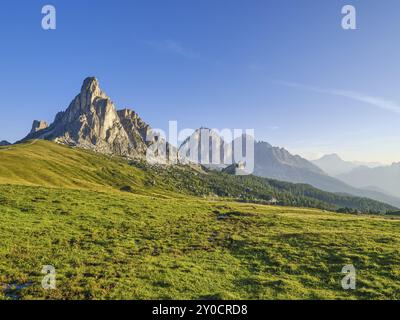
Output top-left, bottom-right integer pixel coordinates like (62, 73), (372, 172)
(1, 184), (400, 299)
(0, 140), (395, 213)
(0, 140), (150, 193)
(1, 140), (400, 299)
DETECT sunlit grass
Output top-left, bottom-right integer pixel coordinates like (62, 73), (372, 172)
(0, 141), (399, 300)
(0, 184), (399, 299)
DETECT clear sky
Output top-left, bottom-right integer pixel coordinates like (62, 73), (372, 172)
(1, 0), (400, 164)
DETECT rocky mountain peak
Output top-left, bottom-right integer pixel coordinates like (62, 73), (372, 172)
(256, 141), (272, 148)
(76, 77), (108, 114)
(178, 128), (227, 165)
(30, 120), (48, 134)
(20, 77), (154, 159)
(118, 108), (134, 118)
(320, 153), (342, 161)
(81, 77), (102, 96)
(117, 109), (147, 129)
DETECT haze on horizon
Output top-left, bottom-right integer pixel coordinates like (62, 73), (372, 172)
(1, 0), (400, 165)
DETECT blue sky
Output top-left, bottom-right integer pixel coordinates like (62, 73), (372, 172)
(1, 0), (400, 163)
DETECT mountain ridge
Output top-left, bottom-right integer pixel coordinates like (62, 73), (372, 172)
(0, 139), (396, 213)
(0, 140), (11, 146)
(251, 142), (400, 207)
(312, 153), (382, 176)
(177, 130), (400, 207)
(16, 76), (400, 208)
(338, 163), (400, 198)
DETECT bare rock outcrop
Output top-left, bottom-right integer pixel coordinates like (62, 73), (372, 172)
(30, 120), (48, 134)
(20, 77), (153, 158)
(117, 108), (151, 155)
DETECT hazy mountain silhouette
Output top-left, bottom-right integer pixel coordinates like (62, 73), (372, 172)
(251, 142), (400, 207)
(312, 153), (382, 176)
(338, 163), (400, 198)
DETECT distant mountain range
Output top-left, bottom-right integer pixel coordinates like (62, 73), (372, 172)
(250, 142), (400, 208)
(17, 77), (400, 208)
(177, 129), (400, 207)
(311, 153), (400, 199)
(0, 140), (11, 146)
(337, 163), (400, 198)
(312, 153), (382, 176)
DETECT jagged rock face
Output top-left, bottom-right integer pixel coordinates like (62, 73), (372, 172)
(21, 77), (152, 158)
(253, 142), (324, 177)
(30, 120), (48, 134)
(178, 129), (257, 174)
(178, 128), (227, 166)
(117, 108), (151, 154)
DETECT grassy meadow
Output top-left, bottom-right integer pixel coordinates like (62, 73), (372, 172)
(0, 141), (399, 299)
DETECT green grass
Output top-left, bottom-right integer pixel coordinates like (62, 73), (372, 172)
(0, 140), (393, 213)
(0, 141), (399, 299)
